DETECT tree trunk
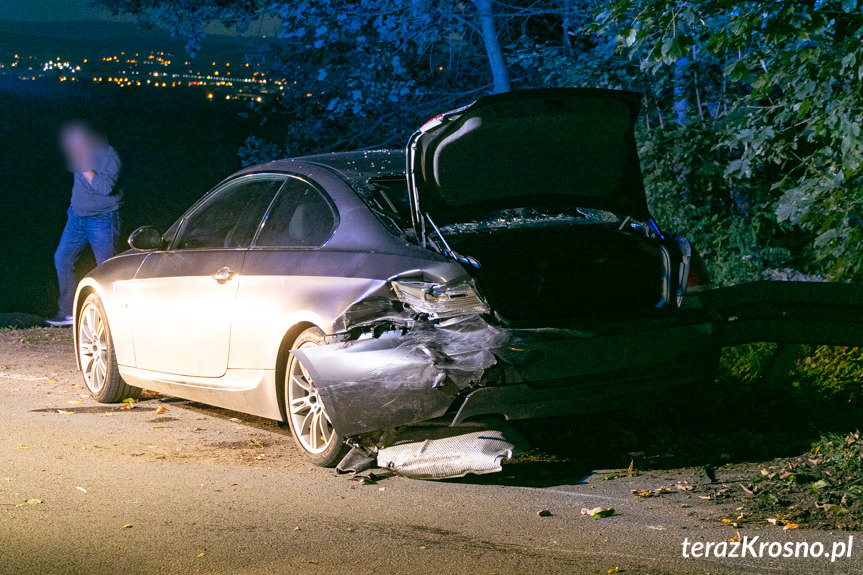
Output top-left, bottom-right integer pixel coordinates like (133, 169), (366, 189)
(473, 0), (511, 93)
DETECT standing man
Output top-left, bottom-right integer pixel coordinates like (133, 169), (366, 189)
(46, 121), (123, 327)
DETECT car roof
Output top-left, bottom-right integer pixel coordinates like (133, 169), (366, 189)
(245, 149), (406, 183)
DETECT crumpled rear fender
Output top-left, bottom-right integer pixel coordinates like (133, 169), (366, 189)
(292, 317), (508, 436)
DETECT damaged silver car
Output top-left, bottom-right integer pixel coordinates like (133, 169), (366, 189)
(72, 88), (863, 476)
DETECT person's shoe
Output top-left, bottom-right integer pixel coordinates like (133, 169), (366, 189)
(46, 314), (74, 327)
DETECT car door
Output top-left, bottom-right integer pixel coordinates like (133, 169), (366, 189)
(128, 174), (286, 377)
(228, 176), (341, 369)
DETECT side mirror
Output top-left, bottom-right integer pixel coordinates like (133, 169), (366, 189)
(128, 225), (164, 250)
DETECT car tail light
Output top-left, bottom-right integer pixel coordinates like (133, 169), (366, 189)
(391, 280), (490, 320)
(686, 250), (710, 294)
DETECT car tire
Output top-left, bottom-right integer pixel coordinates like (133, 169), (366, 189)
(284, 327), (347, 467)
(77, 293), (142, 403)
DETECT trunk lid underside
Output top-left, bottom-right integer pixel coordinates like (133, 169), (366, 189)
(409, 88), (651, 227)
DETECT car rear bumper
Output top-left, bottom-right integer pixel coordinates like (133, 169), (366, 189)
(292, 314), (719, 437)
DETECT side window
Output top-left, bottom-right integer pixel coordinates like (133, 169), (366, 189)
(174, 176), (284, 250)
(254, 178), (336, 248)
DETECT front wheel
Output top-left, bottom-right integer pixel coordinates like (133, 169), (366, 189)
(284, 327), (347, 467)
(77, 293), (141, 403)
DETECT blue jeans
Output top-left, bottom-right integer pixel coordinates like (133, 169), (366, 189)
(54, 208), (121, 316)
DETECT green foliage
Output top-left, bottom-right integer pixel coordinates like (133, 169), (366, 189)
(595, 0), (863, 281)
(794, 346), (863, 403)
(718, 343), (863, 405)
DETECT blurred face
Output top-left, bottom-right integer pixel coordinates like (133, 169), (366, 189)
(60, 124), (95, 168)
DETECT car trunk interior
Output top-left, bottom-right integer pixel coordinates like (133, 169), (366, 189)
(448, 225), (667, 326)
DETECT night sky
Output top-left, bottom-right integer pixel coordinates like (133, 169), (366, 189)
(0, 0), (127, 22)
(0, 0), (276, 36)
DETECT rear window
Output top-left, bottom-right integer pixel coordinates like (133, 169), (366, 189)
(353, 176), (414, 236)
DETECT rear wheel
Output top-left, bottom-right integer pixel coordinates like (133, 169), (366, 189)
(77, 293), (141, 403)
(284, 327), (347, 467)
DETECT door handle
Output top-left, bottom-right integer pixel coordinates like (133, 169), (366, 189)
(212, 267), (236, 283)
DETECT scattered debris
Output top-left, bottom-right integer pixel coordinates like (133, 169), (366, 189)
(76, 486), (86, 493)
(632, 486), (672, 498)
(537, 509), (552, 517)
(712, 432), (863, 530)
(121, 523), (133, 529)
(154, 406), (169, 414)
(375, 428), (523, 480)
(582, 507), (615, 519)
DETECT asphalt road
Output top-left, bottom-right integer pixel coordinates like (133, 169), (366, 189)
(1, 328), (860, 575)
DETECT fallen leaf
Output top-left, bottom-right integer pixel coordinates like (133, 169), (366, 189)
(116, 403), (133, 410)
(153, 426), (164, 429)
(783, 523), (799, 530)
(294, 526), (301, 531)
(121, 524), (133, 529)
(229, 417), (242, 423)
(154, 406), (168, 414)
(46, 379), (57, 384)
(607, 568), (621, 574)
(722, 518), (732, 524)
(582, 506), (614, 519)
(248, 439), (264, 448)
(104, 412), (113, 417)
(121, 398), (138, 404)
(67, 400), (82, 405)
(25, 498), (42, 505)
(17, 445), (30, 450)
(537, 509), (552, 517)
(197, 552), (206, 558)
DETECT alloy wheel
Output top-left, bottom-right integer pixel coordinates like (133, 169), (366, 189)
(286, 342), (337, 454)
(78, 303), (109, 394)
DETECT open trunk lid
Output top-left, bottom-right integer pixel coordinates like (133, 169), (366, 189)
(407, 88), (651, 230)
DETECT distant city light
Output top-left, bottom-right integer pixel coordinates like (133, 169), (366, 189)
(1, 47), (275, 103)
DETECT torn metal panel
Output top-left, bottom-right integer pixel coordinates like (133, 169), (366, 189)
(291, 316), (508, 436)
(376, 429), (518, 479)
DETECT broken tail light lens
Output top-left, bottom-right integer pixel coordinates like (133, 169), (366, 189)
(391, 280), (490, 320)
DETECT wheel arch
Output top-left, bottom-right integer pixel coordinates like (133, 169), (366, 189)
(275, 321), (320, 424)
(72, 282), (102, 371)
